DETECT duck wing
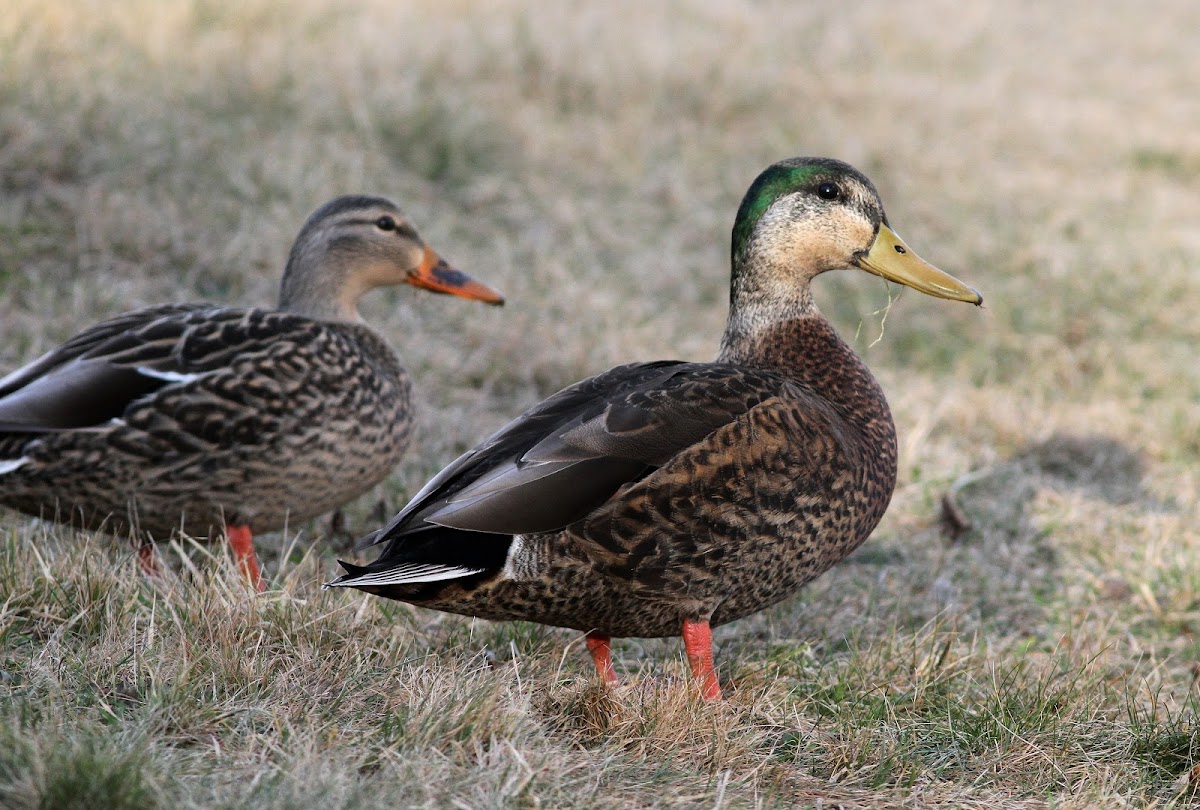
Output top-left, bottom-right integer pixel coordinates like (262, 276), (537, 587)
(0, 304), (316, 432)
(0, 304), (216, 431)
(357, 360), (797, 554)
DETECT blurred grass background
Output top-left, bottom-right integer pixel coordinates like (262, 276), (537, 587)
(1, 1), (1199, 806)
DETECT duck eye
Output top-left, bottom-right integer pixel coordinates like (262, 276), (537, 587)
(375, 216), (397, 231)
(817, 182), (840, 201)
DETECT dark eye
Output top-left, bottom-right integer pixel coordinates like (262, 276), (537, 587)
(817, 182), (840, 201)
(375, 216), (397, 231)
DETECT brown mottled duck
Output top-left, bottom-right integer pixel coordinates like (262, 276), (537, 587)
(0, 195), (503, 590)
(326, 158), (981, 698)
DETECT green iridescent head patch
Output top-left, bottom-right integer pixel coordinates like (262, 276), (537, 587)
(730, 158), (866, 263)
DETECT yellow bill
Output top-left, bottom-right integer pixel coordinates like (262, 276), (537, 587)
(855, 224), (982, 305)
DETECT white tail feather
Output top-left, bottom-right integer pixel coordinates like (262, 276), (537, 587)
(0, 457), (30, 475)
(324, 563), (482, 589)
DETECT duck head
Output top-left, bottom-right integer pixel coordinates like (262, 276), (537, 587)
(279, 195), (504, 322)
(728, 157), (982, 320)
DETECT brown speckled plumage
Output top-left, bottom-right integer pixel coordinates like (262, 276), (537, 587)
(0, 195), (502, 569)
(328, 158), (981, 693)
(358, 319), (894, 639)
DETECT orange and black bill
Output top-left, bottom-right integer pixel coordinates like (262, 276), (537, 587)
(407, 245), (505, 305)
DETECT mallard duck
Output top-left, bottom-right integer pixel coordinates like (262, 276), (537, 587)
(0, 195), (503, 590)
(326, 158), (981, 698)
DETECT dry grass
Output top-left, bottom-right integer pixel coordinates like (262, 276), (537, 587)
(2, 0), (1199, 806)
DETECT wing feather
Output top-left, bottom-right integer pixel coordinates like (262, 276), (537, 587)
(0, 304), (319, 432)
(359, 361), (799, 555)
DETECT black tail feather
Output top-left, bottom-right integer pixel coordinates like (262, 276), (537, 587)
(322, 559), (370, 588)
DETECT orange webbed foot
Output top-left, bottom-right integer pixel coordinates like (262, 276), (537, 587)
(586, 631), (620, 687)
(682, 618), (722, 700)
(226, 525), (266, 592)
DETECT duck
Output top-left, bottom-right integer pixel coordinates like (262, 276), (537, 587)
(0, 195), (504, 590)
(325, 158), (981, 699)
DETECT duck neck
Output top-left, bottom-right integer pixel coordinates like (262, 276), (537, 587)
(278, 244), (365, 323)
(717, 290), (893, 434)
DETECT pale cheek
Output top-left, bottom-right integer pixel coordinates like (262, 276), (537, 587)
(755, 204), (874, 271)
(777, 229), (850, 272)
(370, 259), (413, 286)
(820, 209), (875, 259)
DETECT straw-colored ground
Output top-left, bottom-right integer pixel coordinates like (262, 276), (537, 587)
(2, 1), (1198, 806)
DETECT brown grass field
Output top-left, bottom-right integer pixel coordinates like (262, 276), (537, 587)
(2, 1), (1199, 806)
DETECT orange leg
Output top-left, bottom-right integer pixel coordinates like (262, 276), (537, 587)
(585, 631), (619, 686)
(137, 543), (161, 577)
(226, 525), (265, 592)
(682, 618), (722, 700)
